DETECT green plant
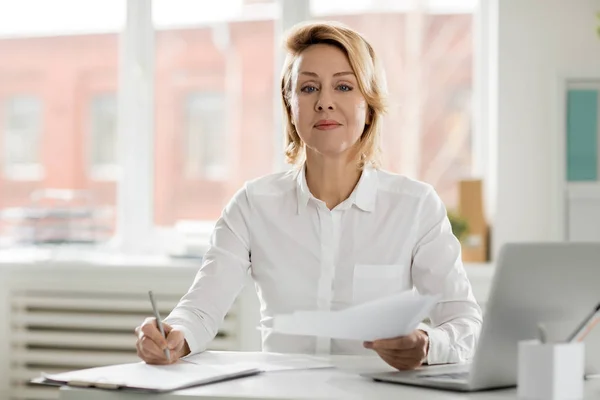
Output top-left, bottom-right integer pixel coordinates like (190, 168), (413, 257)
(447, 210), (469, 243)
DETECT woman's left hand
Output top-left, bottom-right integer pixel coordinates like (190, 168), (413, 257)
(363, 330), (429, 370)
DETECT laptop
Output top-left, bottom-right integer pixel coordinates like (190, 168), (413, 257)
(361, 242), (600, 392)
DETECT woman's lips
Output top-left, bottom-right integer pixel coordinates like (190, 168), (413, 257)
(314, 120), (341, 130)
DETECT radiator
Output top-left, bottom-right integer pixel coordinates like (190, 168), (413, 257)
(8, 288), (240, 400)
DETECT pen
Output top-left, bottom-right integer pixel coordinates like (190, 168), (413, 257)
(148, 290), (171, 362)
(566, 302), (600, 343)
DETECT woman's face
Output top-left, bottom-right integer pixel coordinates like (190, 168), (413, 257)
(289, 44), (369, 160)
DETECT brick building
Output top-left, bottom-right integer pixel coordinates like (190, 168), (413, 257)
(0, 13), (472, 230)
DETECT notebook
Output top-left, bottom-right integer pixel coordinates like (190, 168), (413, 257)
(31, 361), (261, 393)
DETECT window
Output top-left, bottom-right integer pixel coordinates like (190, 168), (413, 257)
(153, 1), (273, 226)
(0, 0), (482, 252)
(309, 2), (476, 208)
(422, 87), (473, 203)
(2, 96), (43, 180)
(0, 0), (123, 247)
(184, 92), (228, 180)
(90, 93), (118, 180)
(151, 0), (477, 231)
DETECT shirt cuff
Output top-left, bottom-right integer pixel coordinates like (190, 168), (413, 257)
(417, 322), (450, 365)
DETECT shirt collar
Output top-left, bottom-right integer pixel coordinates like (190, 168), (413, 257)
(295, 165), (311, 214)
(295, 164), (378, 215)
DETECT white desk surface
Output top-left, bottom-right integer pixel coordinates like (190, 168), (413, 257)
(58, 354), (600, 400)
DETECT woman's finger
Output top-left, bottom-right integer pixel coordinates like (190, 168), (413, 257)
(140, 336), (166, 360)
(374, 348), (425, 370)
(374, 347), (423, 360)
(140, 319), (168, 349)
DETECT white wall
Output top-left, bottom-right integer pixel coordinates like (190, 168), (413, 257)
(493, 0), (600, 257)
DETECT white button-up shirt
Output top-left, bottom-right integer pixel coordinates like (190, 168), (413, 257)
(165, 166), (483, 365)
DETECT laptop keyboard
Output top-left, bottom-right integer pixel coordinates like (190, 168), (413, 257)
(417, 371), (470, 380)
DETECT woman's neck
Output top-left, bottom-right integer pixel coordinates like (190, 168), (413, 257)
(304, 151), (362, 210)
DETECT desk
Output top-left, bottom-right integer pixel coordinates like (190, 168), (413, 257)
(58, 355), (600, 400)
(0, 249), (494, 398)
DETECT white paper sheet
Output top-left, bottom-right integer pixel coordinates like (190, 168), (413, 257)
(183, 351), (333, 372)
(40, 362), (259, 392)
(271, 290), (439, 341)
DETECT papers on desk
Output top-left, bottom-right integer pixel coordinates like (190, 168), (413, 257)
(31, 362), (260, 393)
(30, 352), (331, 393)
(272, 290), (439, 341)
(183, 351), (334, 372)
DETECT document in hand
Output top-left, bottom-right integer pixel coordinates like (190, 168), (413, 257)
(272, 290), (439, 341)
(31, 362), (260, 393)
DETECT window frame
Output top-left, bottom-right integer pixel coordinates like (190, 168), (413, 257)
(115, 0), (156, 252)
(119, 0), (490, 253)
(115, 0), (311, 252)
(473, 0), (495, 223)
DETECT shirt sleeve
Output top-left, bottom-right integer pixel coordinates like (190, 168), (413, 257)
(164, 186), (252, 355)
(411, 186), (483, 365)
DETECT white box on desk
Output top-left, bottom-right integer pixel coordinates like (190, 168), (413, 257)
(517, 339), (585, 400)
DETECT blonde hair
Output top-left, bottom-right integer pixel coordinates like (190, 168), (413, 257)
(280, 21), (388, 169)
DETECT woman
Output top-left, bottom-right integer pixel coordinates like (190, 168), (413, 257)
(135, 21), (482, 371)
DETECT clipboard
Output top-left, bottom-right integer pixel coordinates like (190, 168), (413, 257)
(30, 361), (261, 393)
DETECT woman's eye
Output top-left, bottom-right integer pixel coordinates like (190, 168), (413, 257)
(301, 86), (318, 93)
(337, 84), (353, 92)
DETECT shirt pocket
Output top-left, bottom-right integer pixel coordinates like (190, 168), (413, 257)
(352, 264), (407, 304)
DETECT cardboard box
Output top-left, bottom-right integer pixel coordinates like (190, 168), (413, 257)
(458, 179), (488, 262)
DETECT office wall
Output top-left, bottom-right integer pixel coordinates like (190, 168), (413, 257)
(494, 0), (600, 256)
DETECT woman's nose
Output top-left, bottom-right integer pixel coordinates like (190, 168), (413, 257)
(315, 90), (335, 111)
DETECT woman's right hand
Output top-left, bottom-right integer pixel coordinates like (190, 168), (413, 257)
(135, 317), (191, 364)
